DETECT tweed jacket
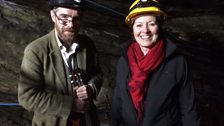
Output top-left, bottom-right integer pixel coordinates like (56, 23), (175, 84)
(110, 38), (200, 126)
(18, 30), (102, 126)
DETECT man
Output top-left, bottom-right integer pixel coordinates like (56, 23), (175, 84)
(18, 0), (102, 126)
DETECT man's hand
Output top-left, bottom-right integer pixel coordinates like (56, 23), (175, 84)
(76, 85), (94, 100)
(72, 85), (94, 113)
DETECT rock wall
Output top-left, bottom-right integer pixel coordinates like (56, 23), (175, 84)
(0, 0), (224, 126)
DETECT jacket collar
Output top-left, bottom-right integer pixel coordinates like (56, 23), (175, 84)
(48, 30), (67, 86)
(120, 36), (177, 60)
(49, 30), (86, 71)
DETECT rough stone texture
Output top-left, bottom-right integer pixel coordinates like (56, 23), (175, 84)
(0, 0), (224, 125)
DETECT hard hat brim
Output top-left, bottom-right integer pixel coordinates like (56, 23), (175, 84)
(125, 6), (167, 25)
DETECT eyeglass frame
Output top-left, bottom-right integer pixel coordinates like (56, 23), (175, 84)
(53, 9), (81, 25)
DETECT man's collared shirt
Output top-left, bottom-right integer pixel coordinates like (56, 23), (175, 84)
(54, 29), (96, 96)
(55, 30), (79, 71)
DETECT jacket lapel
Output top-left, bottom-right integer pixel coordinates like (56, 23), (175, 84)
(48, 30), (67, 90)
(125, 69), (139, 125)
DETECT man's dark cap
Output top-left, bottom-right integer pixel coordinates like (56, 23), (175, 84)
(49, 0), (84, 9)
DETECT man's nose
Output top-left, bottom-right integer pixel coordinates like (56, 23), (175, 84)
(66, 21), (74, 27)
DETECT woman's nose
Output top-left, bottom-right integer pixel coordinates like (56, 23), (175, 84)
(142, 24), (150, 33)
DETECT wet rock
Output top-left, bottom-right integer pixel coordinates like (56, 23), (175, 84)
(0, 0), (224, 126)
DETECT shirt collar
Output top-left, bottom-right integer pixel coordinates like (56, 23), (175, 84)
(55, 29), (79, 54)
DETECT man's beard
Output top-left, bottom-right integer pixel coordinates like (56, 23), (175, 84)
(56, 26), (77, 45)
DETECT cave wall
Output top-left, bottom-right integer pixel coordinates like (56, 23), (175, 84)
(0, 0), (224, 125)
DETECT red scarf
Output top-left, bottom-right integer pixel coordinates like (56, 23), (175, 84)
(127, 39), (165, 123)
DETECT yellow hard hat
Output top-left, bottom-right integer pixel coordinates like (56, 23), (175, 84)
(125, 0), (167, 25)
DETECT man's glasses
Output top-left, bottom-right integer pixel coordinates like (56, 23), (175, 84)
(53, 11), (80, 25)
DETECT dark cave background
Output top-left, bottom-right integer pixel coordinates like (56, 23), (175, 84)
(0, 0), (224, 125)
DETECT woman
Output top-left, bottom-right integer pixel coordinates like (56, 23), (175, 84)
(110, 0), (200, 126)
